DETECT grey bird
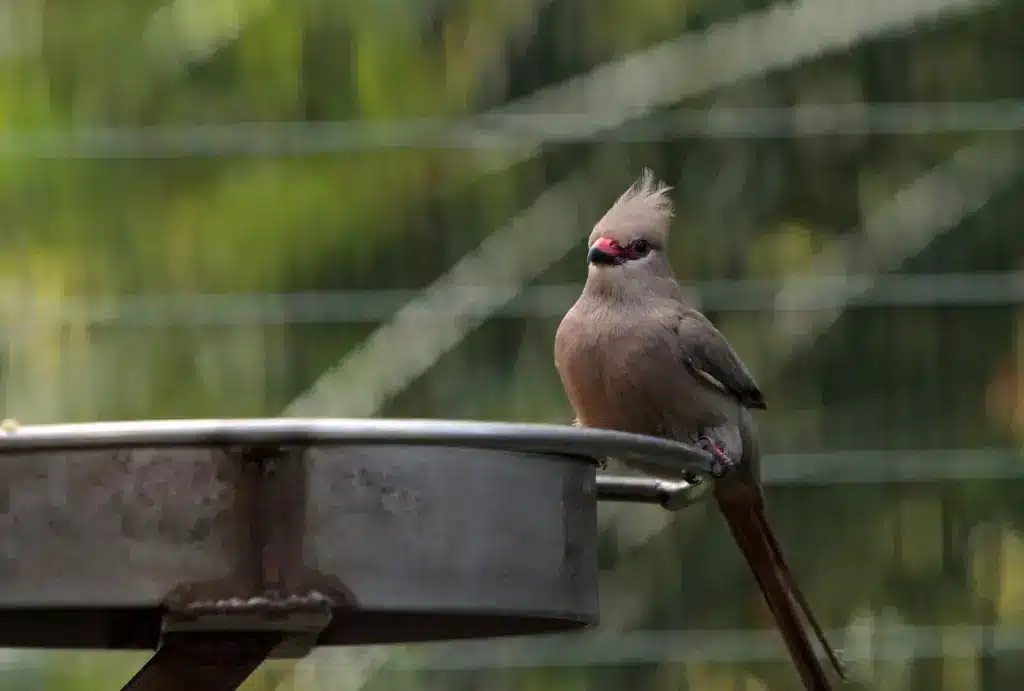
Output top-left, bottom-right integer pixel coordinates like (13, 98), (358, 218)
(554, 170), (846, 690)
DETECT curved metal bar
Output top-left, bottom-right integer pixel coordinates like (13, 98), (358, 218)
(0, 418), (715, 479)
(596, 474), (710, 511)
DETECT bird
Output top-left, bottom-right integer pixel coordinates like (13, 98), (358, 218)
(554, 170), (846, 690)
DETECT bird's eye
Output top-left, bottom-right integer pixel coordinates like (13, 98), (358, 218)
(632, 239), (651, 256)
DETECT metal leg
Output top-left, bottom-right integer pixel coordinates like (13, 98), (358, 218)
(122, 632), (284, 691)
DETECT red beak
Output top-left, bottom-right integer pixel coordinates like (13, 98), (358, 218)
(588, 237), (621, 265)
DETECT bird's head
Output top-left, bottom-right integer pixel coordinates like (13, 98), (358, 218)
(586, 234), (658, 267)
(585, 170), (675, 287)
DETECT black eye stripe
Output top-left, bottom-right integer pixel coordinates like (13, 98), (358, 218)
(631, 239), (651, 256)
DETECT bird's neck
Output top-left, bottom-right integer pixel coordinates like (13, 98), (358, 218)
(583, 270), (682, 306)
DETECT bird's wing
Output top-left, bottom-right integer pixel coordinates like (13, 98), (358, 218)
(676, 310), (766, 409)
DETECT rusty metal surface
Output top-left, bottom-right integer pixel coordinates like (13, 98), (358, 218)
(0, 418), (722, 691)
(0, 418), (716, 691)
(0, 418), (720, 650)
(0, 446), (243, 610)
(0, 418), (712, 653)
(302, 445), (599, 644)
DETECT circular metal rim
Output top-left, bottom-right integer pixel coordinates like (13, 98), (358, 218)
(0, 418), (714, 476)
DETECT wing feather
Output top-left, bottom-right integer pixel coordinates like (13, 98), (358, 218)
(677, 310), (766, 409)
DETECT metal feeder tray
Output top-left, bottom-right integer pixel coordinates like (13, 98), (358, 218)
(0, 418), (715, 691)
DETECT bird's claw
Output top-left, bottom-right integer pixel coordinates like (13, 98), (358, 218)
(681, 471), (702, 485)
(697, 436), (735, 478)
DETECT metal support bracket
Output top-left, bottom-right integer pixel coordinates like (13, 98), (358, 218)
(122, 445), (336, 691)
(163, 592), (333, 636)
(596, 474), (710, 511)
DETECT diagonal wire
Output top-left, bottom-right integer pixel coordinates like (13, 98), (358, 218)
(4, 271), (1022, 328)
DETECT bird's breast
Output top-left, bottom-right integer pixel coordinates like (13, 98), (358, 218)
(555, 308), (687, 437)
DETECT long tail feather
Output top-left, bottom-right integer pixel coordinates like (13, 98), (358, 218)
(756, 505), (847, 678)
(715, 480), (835, 691)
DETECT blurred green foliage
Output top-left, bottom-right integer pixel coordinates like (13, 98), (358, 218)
(1, 0), (1024, 689)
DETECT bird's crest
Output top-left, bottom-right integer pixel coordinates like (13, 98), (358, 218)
(592, 169), (674, 244)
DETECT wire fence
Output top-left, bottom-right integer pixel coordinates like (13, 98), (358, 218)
(1, 101), (1023, 158)
(369, 625), (1024, 671)
(1, 272), (1019, 327)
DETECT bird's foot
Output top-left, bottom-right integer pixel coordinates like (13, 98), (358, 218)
(682, 472), (702, 485)
(696, 436), (735, 478)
